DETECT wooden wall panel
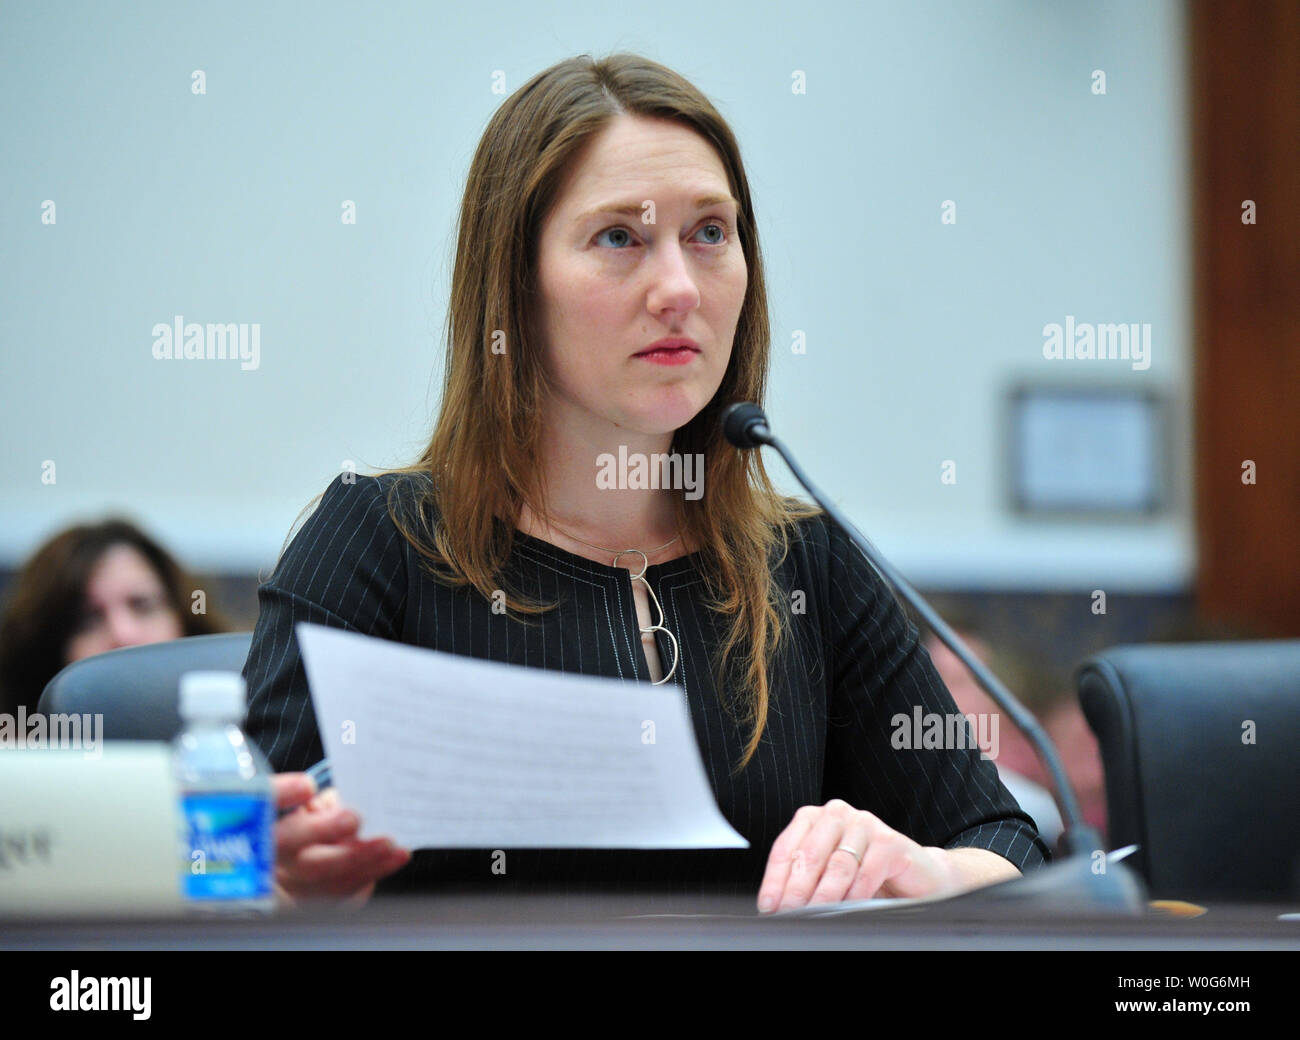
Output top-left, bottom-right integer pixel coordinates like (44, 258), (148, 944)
(1191, 0), (1300, 635)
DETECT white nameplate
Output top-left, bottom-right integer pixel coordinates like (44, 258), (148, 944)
(0, 742), (184, 917)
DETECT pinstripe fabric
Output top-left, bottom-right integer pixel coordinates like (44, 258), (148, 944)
(243, 472), (1050, 896)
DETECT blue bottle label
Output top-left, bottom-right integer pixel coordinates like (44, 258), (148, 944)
(180, 792), (273, 901)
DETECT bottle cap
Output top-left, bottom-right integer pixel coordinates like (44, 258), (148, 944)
(178, 671), (247, 720)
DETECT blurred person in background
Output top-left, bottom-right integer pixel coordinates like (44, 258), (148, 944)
(921, 623), (1108, 849)
(0, 518), (228, 716)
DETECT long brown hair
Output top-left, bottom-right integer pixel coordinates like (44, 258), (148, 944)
(0, 519), (228, 714)
(372, 53), (820, 771)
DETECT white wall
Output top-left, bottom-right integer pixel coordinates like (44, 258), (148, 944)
(0, 0), (1190, 590)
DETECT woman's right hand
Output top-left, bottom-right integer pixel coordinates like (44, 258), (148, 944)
(272, 772), (412, 906)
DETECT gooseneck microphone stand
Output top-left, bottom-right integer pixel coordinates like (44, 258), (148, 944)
(721, 402), (1145, 915)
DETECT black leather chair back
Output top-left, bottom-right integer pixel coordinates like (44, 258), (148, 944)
(38, 633), (254, 741)
(1077, 641), (1300, 901)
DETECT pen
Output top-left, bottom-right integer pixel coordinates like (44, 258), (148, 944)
(305, 758), (333, 793)
(277, 758), (333, 818)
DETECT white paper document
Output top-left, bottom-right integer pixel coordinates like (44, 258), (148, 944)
(294, 622), (748, 851)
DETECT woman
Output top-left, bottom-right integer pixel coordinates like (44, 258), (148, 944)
(0, 519), (227, 715)
(251, 52), (1049, 911)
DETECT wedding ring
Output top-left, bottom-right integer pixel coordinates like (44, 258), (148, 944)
(834, 844), (862, 865)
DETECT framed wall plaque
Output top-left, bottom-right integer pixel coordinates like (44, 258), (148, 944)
(1007, 384), (1167, 516)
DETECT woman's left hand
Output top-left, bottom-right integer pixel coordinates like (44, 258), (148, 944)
(756, 799), (965, 914)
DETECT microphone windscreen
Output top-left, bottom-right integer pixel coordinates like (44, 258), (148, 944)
(721, 402), (768, 448)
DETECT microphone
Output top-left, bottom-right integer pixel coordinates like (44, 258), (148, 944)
(721, 402), (771, 449)
(720, 401), (1145, 914)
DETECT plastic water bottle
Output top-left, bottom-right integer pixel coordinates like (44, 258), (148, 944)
(172, 671), (275, 914)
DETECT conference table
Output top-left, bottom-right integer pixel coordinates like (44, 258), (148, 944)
(5, 892), (1299, 950)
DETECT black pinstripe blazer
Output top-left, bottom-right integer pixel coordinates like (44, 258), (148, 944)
(243, 472), (1049, 896)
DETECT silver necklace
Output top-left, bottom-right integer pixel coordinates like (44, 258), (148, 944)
(541, 521), (681, 686)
